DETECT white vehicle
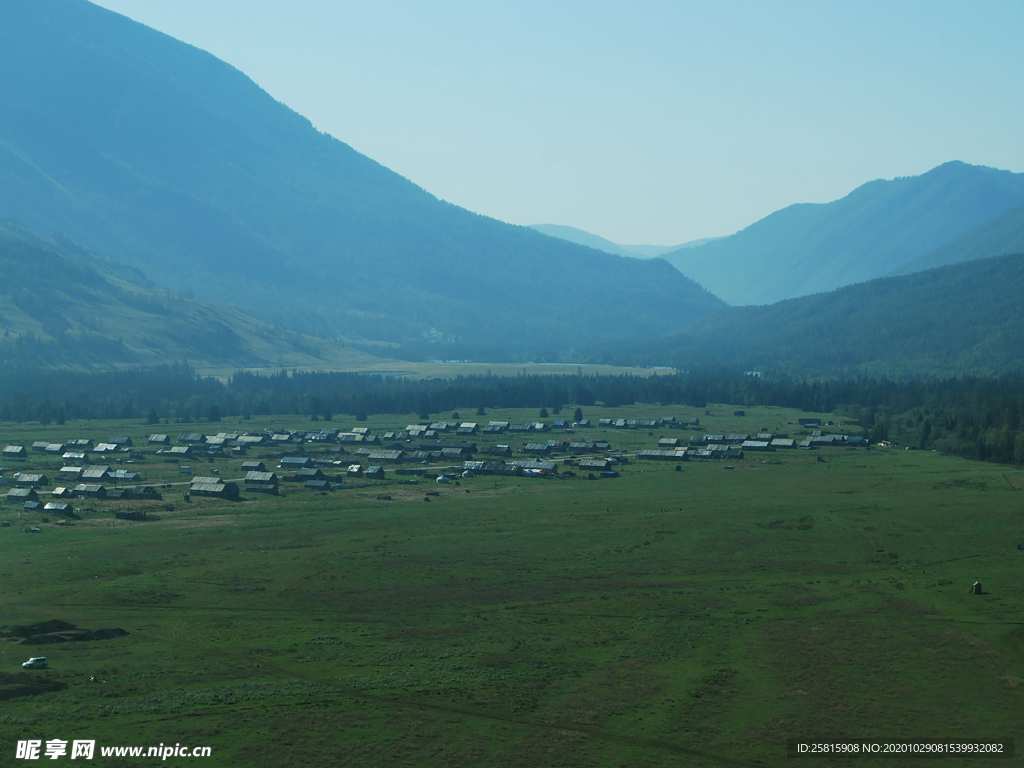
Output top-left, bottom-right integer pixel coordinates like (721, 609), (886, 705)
(22, 657), (48, 669)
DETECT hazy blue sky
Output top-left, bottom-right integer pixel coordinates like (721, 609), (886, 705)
(92, 0), (1024, 245)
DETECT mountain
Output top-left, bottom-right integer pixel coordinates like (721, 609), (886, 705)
(893, 201), (1024, 275)
(529, 224), (718, 258)
(660, 162), (1024, 305)
(0, 221), (382, 372)
(592, 251), (1024, 379)
(0, 0), (722, 360)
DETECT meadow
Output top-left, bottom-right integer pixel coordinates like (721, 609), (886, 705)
(1, 405), (1022, 767)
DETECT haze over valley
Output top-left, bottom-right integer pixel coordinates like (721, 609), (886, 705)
(5, 3), (1024, 766)
(0, 0), (1020, 374)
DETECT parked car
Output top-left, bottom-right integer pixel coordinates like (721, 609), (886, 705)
(22, 657), (48, 669)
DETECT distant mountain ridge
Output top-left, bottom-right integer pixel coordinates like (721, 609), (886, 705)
(529, 224), (719, 259)
(660, 162), (1024, 305)
(0, 0), (723, 360)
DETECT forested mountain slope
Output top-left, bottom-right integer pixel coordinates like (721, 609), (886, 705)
(893, 201), (1024, 275)
(0, 221), (381, 371)
(0, 0), (722, 359)
(595, 252), (1024, 378)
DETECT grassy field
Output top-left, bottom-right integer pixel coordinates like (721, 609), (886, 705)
(1, 405), (1022, 766)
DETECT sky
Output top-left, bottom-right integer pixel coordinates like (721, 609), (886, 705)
(91, 0), (1024, 246)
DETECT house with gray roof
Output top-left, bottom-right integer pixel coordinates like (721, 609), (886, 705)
(81, 465), (112, 481)
(43, 501), (75, 517)
(244, 471), (279, 494)
(367, 449), (404, 464)
(15, 473), (48, 488)
(73, 484), (107, 499)
(189, 477), (239, 500)
(7, 487), (38, 503)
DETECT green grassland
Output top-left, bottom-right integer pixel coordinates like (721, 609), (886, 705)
(1, 406), (1023, 767)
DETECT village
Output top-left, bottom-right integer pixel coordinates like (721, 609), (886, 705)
(1, 410), (868, 525)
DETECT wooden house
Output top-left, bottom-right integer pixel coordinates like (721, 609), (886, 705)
(158, 445), (192, 459)
(189, 477), (239, 500)
(291, 468), (326, 483)
(15, 473), (48, 488)
(43, 502), (75, 517)
(511, 460), (557, 476)
(7, 487), (38, 504)
(244, 471), (279, 494)
(73, 484), (107, 499)
(367, 449), (403, 464)
(479, 444), (512, 458)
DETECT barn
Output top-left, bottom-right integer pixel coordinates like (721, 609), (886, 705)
(189, 477), (240, 500)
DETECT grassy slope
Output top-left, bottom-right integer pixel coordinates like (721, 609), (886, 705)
(0, 223), (384, 372)
(1, 405), (1021, 766)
